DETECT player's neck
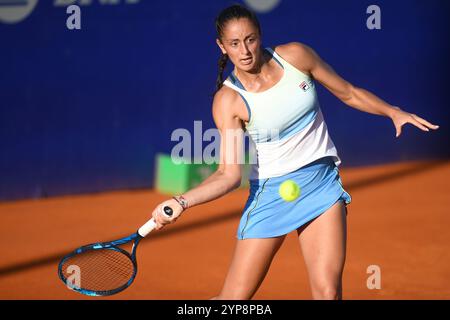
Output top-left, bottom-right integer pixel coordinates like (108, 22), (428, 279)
(234, 49), (272, 85)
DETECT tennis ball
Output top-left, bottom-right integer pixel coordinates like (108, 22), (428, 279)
(279, 180), (301, 202)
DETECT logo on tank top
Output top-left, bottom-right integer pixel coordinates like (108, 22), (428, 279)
(299, 80), (312, 92)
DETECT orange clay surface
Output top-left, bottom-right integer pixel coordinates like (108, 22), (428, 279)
(0, 159), (449, 300)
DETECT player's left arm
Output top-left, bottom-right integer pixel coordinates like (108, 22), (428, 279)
(277, 42), (439, 138)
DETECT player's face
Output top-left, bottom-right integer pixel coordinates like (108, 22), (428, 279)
(216, 18), (262, 72)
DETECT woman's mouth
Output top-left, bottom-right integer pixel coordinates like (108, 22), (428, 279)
(241, 57), (253, 65)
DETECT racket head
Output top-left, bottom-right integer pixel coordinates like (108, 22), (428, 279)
(58, 234), (141, 296)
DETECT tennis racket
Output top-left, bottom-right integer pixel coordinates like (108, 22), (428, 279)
(58, 206), (173, 296)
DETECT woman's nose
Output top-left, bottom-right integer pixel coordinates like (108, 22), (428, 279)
(240, 43), (250, 55)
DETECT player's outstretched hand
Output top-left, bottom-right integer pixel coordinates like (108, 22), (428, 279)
(151, 198), (184, 230)
(390, 106), (439, 138)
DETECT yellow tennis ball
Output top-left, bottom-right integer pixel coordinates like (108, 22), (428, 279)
(279, 180), (301, 202)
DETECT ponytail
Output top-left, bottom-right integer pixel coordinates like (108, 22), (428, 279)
(215, 53), (228, 93)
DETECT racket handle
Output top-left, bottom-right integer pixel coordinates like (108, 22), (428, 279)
(137, 206), (174, 237)
(138, 218), (157, 237)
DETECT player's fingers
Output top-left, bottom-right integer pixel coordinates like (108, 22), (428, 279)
(410, 118), (430, 132)
(153, 206), (170, 228)
(158, 205), (172, 222)
(155, 205), (176, 228)
(395, 124), (402, 138)
(412, 114), (439, 129)
(151, 210), (164, 230)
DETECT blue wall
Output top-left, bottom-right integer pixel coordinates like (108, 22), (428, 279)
(1, 0), (449, 201)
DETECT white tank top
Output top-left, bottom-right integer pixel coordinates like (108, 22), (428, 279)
(223, 47), (341, 180)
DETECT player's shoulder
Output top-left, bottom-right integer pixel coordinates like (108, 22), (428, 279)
(272, 42), (317, 73)
(273, 41), (314, 59)
(212, 84), (241, 118)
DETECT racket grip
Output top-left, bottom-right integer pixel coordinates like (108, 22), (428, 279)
(137, 206), (174, 237)
(138, 218), (157, 237)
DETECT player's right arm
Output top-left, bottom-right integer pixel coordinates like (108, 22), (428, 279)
(183, 87), (245, 204)
(151, 87), (246, 229)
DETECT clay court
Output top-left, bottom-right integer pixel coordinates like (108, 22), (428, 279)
(0, 159), (448, 300)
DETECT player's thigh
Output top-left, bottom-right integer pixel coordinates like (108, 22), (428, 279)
(218, 236), (286, 299)
(297, 201), (347, 286)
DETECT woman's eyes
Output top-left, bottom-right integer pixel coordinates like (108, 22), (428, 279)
(230, 38), (256, 47)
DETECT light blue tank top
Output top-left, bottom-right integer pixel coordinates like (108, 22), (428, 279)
(223, 47), (341, 179)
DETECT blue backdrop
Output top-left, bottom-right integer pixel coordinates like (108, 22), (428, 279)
(1, 0), (449, 201)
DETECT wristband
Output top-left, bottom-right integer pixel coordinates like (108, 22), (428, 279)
(173, 195), (189, 210)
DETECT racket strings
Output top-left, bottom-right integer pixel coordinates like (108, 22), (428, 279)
(61, 248), (135, 292)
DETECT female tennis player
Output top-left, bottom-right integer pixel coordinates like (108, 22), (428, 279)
(150, 4), (439, 300)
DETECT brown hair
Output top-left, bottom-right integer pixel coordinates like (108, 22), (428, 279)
(214, 4), (261, 93)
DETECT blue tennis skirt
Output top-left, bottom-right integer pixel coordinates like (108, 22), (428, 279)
(237, 156), (352, 240)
